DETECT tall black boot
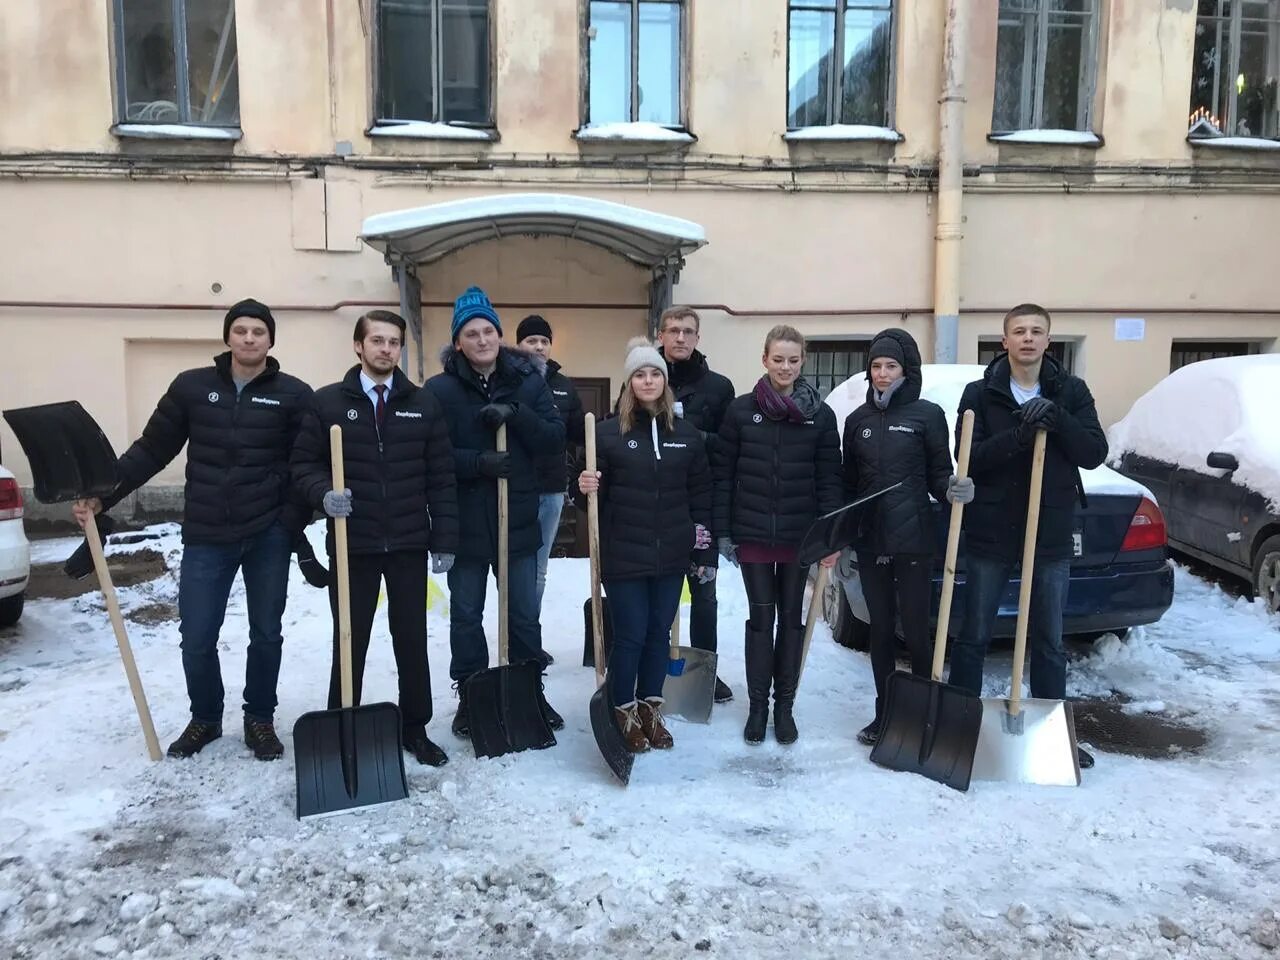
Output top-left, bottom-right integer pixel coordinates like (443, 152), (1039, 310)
(772, 625), (805, 745)
(743, 622), (773, 744)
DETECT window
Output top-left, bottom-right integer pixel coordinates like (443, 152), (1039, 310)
(586, 0), (683, 126)
(113, 0), (239, 126)
(802, 339), (871, 399)
(1189, 1), (1280, 140)
(992, 0), (1098, 132)
(376, 0), (491, 125)
(977, 339), (1077, 373)
(1170, 339), (1264, 371)
(787, 1), (894, 129)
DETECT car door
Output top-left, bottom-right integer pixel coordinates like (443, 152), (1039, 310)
(1169, 466), (1245, 564)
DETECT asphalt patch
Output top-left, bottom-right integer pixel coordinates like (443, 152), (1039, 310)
(1073, 698), (1209, 759)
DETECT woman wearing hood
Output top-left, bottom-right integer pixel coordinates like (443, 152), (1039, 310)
(577, 338), (717, 754)
(712, 325), (843, 745)
(841, 328), (973, 746)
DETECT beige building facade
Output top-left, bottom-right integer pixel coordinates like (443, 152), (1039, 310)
(1, 0), (1278, 512)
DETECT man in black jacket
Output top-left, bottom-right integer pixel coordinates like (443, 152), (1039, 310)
(947, 304), (1108, 768)
(425, 288), (567, 738)
(656, 305), (736, 703)
(292, 311), (459, 767)
(72, 299), (312, 761)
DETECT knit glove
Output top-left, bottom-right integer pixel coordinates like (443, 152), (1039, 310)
(322, 489), (353, 519)
(431, 553), (455, 574)
(946, 475), (975, 505)
(695, 565), (717, 585)
(717, 537), (738, 567)
(694, 524), (712, 550)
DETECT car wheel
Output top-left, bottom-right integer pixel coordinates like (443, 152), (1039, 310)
(1252, 535), (1280, 615)
(0, 592), (23, 628)
(823, 576), (871, 651)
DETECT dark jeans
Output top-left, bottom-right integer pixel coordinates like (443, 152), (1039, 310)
(327, 550), (433, 729)
(741, 561), (807, 633)
(177, 521), (292, 725)
(685, 571), (718, 653)
(948, 553), (1071, 700)
(534, 492), (565, 612)
(603, 574), (684, 705)
(447, 553), (543, 681)
(858, 553), (932, 719)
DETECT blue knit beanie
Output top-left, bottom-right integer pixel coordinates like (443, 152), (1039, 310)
(451, 286), (502, 340)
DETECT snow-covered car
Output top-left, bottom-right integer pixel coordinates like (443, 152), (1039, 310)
(0, 460), (31, 627)
(822, 364), (1174, 648)
(1109, 355), (1280, 613)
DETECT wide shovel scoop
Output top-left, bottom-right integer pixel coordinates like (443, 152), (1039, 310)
(662, 582), (716, 724)
(870, 410), (982, 791)
(294, 425), (409, 819)
(971, 429), (1081, 787)
(465, 424), (557, 759)
(798, 482), (905, 567)
(3, 401), (162, 762)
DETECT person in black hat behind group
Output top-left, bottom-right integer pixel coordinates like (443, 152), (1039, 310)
(71, 298), (315, 761)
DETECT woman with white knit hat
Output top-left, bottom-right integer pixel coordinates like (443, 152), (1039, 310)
(577, 337), (717, 753)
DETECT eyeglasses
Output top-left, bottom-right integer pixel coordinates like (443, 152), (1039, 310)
(663, 326), (698, 339)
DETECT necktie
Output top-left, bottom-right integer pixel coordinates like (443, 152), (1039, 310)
(374, 383), (387, 430)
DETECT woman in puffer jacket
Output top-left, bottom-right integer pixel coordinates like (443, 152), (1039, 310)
(713, 325), (843, 745)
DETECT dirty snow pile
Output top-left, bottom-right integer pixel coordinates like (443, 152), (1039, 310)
(0, 525), (1278, 959)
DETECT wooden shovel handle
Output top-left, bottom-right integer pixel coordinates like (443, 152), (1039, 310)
(329, 425), (353, 709)
(584, 414), (606, 686)
(1010, 430), (1048, 711)
(497, 424), (509, 667)
(931, 410), (975, 682)
(798, 564), (830, 682)
(670, 603), (680, 659)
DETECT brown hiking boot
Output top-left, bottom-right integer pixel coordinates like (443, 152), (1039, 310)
(637, 697), (674, 750)
(243, 718), (284, 761)
(167, 720), (222, 759)
(614, 702), (650, 753)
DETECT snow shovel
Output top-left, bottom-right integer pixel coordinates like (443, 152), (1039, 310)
(584, 413), (633, 785)
(798, 564), (831, 679)
(465, 424), (557, 759)
(2, 401), (162, 762)
(870, 410), (983, 791)
(971, 429), (1081, 787)
(293, 425), (409, 819)
(662, 595), (716, 724)
(797, 482), (905, 567)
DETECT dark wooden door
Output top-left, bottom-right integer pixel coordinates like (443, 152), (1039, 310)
(555, 376), (611, 559)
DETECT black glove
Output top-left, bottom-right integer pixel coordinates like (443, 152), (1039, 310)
(63, 513), (118, 580)
(478, 403), (516, 431)
(478, 451), (512, 478)
(294, 536), (330, 589)
(1019, 397), (1058, 430)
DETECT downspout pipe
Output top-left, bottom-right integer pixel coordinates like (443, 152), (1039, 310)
(933, 0), (969, 364)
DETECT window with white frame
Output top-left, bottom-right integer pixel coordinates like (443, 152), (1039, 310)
(113, 0), (239, 126)
(376, 0), (491, 126)
(801, 339), (872, 399)
(586, 0), (684, 126)
(1189, 1), (1280, 140)
(787, 1), (895, 129)
(992, 0), (1098, 133)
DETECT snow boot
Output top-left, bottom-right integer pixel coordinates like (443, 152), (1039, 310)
(743, 621), (773, 744)
(243, 717), (284, 761)
(637, 697), (674, 750)
(1077, 746), (1095, 769)
(451, 682), (470, 738)
(404, 727), (449, 767)
(167, 720), (222, 759)
(538, 681), (564, 731)
(615, 702), (650, 753)
(772, 625), (804, 745)
(713, 677), (734, 703)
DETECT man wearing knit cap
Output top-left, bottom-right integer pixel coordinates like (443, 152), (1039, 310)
(72, 298), (315, 761)
(425, 287), (568, 739)
(516, 315), (586, 644)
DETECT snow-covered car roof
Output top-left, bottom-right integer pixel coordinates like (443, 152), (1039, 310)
(824, 363), (1153, 500)
(1108, 354), (1280, 507)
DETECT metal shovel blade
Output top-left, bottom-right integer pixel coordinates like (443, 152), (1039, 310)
(663, 646), (717, 724)
(465, 659), (557, 760)
(293, 702), (409, 819)
(589, 681), (634, 785)
(870, 671), (982, 792)
(971, 697), (1081, 786)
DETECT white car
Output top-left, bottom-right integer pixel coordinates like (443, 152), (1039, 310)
(0, 462), (31, 627)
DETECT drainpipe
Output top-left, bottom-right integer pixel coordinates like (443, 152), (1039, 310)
(933, 0), (969, 364)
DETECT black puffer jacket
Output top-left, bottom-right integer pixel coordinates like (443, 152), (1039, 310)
(577, 412), (715, 581)
(103, 352), (313, 544)
(535, 360), (586, 493)
(291, 366), (459, 557)
(424, 345), (566, 561)
(842, 331), (953, 556)
(713, 384), (843, 547)
(660, 349), (735, 446)
(959, 353), (1108, 562)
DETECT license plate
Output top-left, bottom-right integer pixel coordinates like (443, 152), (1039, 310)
(1073, 532), (1083, 557)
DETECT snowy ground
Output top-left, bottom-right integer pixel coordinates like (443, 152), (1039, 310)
(1, 525), (1278, 960)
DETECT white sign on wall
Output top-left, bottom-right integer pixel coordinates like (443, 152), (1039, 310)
(1114, 317), (1146, 342)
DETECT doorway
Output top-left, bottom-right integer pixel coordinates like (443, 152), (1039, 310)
(555, 376), (611, 558)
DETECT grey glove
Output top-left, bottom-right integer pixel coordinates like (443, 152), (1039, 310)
(695, 565), (717, 585)
(431, 552), (455, 574)
(717, 537), (738, 567)
(322, 488), (353, 519)
(946, 475), (975, 505)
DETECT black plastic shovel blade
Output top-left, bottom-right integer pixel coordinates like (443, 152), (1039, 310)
(870, 671), (983, 792)
(465, 660), (557, 759)
(293, 702), (409, 819)
(582, 596), (615, 667)
(2, 401), (119, 504)
(798, 483), (905, 566)
(589, 681), (633, 786)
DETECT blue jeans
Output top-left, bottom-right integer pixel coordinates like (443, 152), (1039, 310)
(447, 553), (543, 681)
(535, 492), (565, 611)
(603, 574), (684, 705)
(948, 554), (1071, 700)
(177, 522), (293, 724)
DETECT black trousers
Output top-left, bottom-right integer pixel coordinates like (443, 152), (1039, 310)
(686, 572), (719, 652)
(327, 550), (433, 729)
(741, 561), (808, 633)
(856, 553), (932, 718)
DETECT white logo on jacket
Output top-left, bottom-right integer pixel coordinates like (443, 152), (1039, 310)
(860, 427), (872, 439)
(208, 392), (219, 403)
(251, 396), (280, 406)
(753, 413), (763, 424)
(662, 442), (687, 449)
(346, 409), (358, 421)
(394, 410), (422, 419)
(888, 424), (915, 434)
(627, 439), (638, 449)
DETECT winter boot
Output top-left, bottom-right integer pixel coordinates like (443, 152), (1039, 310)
(451, 682), (470, 738)
(614, 702), (650, 753)
(403, 727), (449, 767)
(743, 621), (773, 744)
(713, 677), (734, 703)
(856, 701), (883, 746)
(637, 697), (674, 750)
(772, 625), (805, 745)
(243, 717), (284, 761)
(167, 720), (222, 759)
(538, 681), (564, 731)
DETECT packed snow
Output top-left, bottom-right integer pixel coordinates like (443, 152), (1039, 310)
(112, 124), (241, 141)
(366, 122), (496, 141)
(989, 130), (1102, 146)
(1, 523), (1278, 958)
(783, 125), (903, 143)
(573, 122), (695, 143)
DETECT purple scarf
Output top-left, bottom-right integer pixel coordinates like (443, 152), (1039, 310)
(754, 376), (810, 424)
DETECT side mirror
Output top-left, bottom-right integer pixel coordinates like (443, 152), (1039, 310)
(1206, 451), (1239, 472)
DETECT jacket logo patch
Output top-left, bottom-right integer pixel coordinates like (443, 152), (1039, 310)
(860, 427), (872, 439)
(805, 420), (815, 425)
(251, 396), (280, 406)
(889, 425), (916, 434)
(394, 410), (422, 419)
(627, 439), (638, 449)
(346, 409), (358, 421)
(662, 442), (687, 449)
(753, 413), (763, 424)
(553, 390), (568, 396)
(208, 391), (219, 403)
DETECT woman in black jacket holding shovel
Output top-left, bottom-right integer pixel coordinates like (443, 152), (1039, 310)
(841, 328), (972, 747)
(577, 338), (717, 754)
(712, 325), (843, 745)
